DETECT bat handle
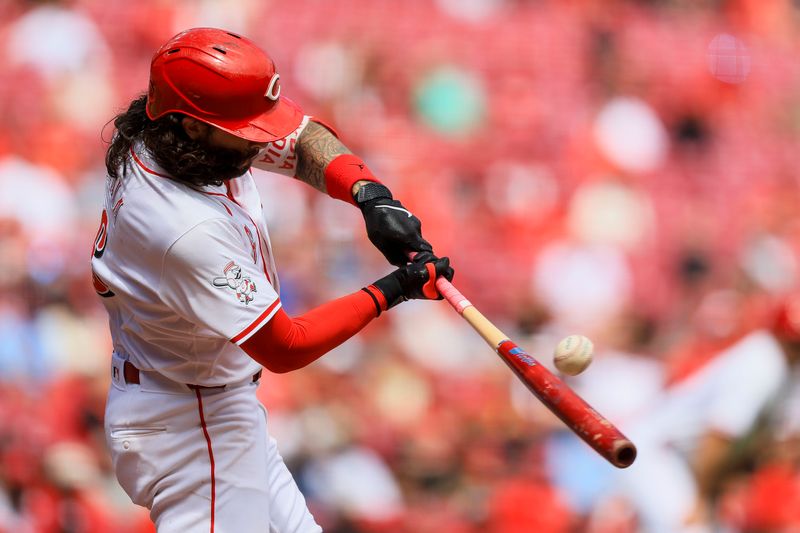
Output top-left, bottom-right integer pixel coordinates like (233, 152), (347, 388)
(407, 251), (506, 346)
(435, 277), (472, 314)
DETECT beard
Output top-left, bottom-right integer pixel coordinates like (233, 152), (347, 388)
(146, 128), (262, 187)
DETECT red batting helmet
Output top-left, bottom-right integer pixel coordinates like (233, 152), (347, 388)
(147, 28), (303, 142)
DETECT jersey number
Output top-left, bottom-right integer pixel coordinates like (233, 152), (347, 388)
(91, 209), (115, 297)
(93, 209), (108, 258)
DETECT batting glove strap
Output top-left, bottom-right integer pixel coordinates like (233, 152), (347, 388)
(354, 182), (393, 203)
(371, 273), (406, 310)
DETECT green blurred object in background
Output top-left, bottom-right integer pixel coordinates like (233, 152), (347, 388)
(414, 66), (486, 136)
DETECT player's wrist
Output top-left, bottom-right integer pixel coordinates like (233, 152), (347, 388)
(352, 180), (388, 201)
(370, 272), (406, 310)
(361, 285), (388, 316)
(354, 182), (393, 208)
(324, 154), (382, 205)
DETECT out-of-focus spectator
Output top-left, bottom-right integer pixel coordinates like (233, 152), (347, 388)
(5, 1), (110, 80)
(5, 0), (114, 134)
(610, 289), (797, 532)
(0, 157), (76, 239)
(717, 297), (800, 531)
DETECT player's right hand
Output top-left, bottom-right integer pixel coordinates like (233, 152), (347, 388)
(371, 252), (454, 309)
(355, 182), (434, 267)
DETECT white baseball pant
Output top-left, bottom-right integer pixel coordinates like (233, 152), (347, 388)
(105, 353), (321, 533)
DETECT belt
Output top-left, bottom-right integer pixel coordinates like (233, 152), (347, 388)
(123, 360), (262, 391)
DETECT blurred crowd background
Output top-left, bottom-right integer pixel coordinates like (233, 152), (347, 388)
(2, 0), (800, 531)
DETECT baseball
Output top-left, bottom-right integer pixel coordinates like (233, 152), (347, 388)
(553, 335), (594, 376)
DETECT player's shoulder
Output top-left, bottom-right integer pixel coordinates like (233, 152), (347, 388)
(116, 146), (235, 249)
(716, 329), (787, 378)
(729, 329), (783, 356)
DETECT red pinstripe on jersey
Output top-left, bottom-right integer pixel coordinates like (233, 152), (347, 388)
(222, 182), (272, 283)
(131, 147), (236, 217)
(129, 147), (172, 179)
(194, 389), (216, 533)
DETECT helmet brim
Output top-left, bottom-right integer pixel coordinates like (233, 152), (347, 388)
(206, 96), (304, 143)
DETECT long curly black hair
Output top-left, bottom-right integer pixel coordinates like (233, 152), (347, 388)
(105, 94), (259, 187)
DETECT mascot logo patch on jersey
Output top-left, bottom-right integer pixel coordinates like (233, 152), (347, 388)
(212, 261), (256, 305)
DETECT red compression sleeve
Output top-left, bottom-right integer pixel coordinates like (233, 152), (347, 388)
(324, 154), (381, 205)
(240, 287), (387, 373)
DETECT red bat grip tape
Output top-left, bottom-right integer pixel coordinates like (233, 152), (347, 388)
(435, 277), (471, 314)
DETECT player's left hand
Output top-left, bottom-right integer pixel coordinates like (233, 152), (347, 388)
(355, 183), (433, 266)
(371, 252), (454, 309)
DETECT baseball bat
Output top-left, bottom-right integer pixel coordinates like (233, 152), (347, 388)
(418, 256), (637, 468)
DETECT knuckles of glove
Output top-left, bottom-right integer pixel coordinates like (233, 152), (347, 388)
(403, 256), (453, 300)
(412, 252), (454, 283)
(360, 198), (433, 266)
(372, 254), (454, 309)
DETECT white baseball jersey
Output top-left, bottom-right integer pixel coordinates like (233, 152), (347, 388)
(612, 329), (789, 533)
(92, 118), (309, 386)
(640, 329), (788, 449)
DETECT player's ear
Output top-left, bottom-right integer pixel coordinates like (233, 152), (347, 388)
(181, 116), (209, 140)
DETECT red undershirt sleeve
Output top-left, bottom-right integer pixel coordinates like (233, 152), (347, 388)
(239, 287), (387, 373)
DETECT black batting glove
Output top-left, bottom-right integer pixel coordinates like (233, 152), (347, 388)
(370, 252), (454, 310)
(355, 182), (434, 267)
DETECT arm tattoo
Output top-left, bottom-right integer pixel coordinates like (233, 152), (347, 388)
(295, 121), (351, 193)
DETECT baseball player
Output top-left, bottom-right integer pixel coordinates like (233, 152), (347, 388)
(612, 292), (793, 533)
(92, 28), (453, 533)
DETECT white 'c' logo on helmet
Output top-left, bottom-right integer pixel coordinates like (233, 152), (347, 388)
(265, 73), (281, 101)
